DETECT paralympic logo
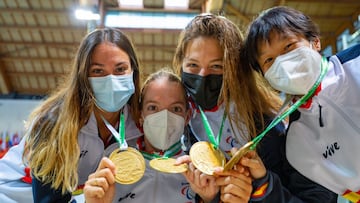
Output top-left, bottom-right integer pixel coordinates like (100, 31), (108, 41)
(181, 182), (195, 201)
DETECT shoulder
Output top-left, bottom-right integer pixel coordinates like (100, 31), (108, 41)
(32, 177), (71, 202)
(335, 44), (360, 64)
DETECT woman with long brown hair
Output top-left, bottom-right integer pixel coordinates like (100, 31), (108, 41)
(24, 27), (142, 202)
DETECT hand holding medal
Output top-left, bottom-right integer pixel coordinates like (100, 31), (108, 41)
(223, 141), (253, 171)
(103, 113), (145, 184)
(189, 107), (226, 175)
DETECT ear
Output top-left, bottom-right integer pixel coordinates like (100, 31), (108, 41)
(184, 108), (192, 125)
(139, 113), (144, 126)
(312, 37), (321, 51)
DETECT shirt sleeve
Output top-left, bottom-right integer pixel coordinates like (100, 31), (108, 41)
(250, 117), (337, 203)
(32, 176), (72, 203)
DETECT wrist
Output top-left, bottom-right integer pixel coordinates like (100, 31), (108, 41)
(196, 192), (220, 203)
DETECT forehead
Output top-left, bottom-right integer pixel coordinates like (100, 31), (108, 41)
(143, 78), (185, 101)
(257, 30), (298, 53)
(92, 43), (129, 58)
(185, 37), (222, 56)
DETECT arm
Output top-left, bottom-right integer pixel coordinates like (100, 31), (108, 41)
(0, 137), (33, 202)
(250, 120), (337, 203)
(32, 176), (72, 203)
(249, 160), (338, 203)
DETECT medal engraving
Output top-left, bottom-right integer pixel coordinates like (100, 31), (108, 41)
(109, 147), (145, 184)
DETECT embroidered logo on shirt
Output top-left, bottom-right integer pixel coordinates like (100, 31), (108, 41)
(252, 182), (269, 198)
(225, 135), (238, 147)
(181, 182), (195, 200)
(323, 142), (340, 159)
(342, 189), (360, 203)
(79, 150), (88, 158)
(118, 192), (136, 202)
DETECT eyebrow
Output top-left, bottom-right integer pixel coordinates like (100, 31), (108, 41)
(89, 62), (103, 67)
(89, 61), (130, 67)
(143, 100), (186, 106)
(184, 57), (223, 63)
(258, 34), (292, 58)
(115, 61), (130, 66)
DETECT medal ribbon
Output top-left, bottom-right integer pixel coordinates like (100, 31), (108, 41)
(250, 57), (329, 150)
(101, 111), (127, 150)
(141, 141), (182, 160)
(198, 106), (226, 150)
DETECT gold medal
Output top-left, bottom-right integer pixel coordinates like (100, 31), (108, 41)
(223, 141), (253, 171)
(189, 141), (226, 175)
(149, 158), (188, 173)
(109, 147), (145, 184)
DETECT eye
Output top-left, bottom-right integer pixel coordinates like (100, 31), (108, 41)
(146, 105), (157, 112)
(285, 43), (291, 50)
(263, 57), (273, 66)
(172, 106), (184, 113)
(260, 57), (275, 72)
(183, 62), (201, 74)
(89, 65), (105, 77)
(284, 43), (293, 52)
(209, 64), (223, 74)
(114, 64), (130, 75)
(283, 41), (300, 53)
(91, 68), (103, 74)
(210, 64), (223, 70)
(186, 62), (199, 69)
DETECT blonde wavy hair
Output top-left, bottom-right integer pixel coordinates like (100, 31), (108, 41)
(173, 13), (282, 141)
(23, 28), (141, 194)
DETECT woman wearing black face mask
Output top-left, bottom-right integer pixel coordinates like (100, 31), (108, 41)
(174, 13), (282, 158)
(173, 13), (336, 203)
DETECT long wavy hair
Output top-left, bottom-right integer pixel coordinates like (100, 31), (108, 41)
(23, 27), (141, 194)
(173, 13), (281, 141)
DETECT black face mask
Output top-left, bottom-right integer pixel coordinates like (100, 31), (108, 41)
(181, 72), (223, 110)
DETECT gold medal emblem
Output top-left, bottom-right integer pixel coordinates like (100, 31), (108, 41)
(223, 141), (253, 171)
(189, 141), (226, 175)
(109, 147), (145, 184)
(149, 158), (188, 173)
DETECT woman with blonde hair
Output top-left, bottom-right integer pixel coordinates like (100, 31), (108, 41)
(24, 27), (142, 202)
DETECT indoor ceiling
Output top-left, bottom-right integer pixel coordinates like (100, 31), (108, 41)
(0, 0), (359, 97)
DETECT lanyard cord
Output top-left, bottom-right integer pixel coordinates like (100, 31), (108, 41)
(250, 57), (329, 150)
(198, 106), (227, 150)
(141, 141), (182, 160)
(101, 110), (127, 149)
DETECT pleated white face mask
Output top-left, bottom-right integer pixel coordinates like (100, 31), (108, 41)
(143, 109), (185, 151)
(264, 46), (321, 95)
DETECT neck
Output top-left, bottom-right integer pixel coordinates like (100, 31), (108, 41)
(95, 108), (120, 124)
(94, 108), (121, 143)
(143, 136), (162, 153)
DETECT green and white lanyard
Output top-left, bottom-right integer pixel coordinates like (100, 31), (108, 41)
(141, 141), (182, 160)
(250, 57), (329, 150)
(198, 106), (227, 150)
(101, 111), (128, 150)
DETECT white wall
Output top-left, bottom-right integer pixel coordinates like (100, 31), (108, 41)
(0, 99), (42, 150)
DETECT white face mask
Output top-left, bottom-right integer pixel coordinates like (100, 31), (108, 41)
(143, 109), (185, 151)
(264, 46), (322, 95)
(89, 73), (135, 112)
